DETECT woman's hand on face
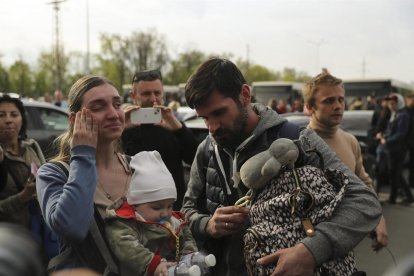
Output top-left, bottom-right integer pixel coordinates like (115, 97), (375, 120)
(71, 108), (98, 149)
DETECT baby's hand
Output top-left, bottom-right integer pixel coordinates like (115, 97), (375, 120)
(154, 259), (169, 276)
(154, 262), (167, 276)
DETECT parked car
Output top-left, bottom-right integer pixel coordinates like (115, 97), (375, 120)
(177, 106), (197, 121)
(184, 109), (378, 191)
(23, 99), (69, 160)
(184, 109), (375, 144)
(280, 110), (374, 144)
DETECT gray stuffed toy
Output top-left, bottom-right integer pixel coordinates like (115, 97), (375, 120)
(240, 138), (356, 276)
(240, 138), (299, 191)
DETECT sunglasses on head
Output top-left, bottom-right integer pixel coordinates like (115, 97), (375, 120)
(0, 92), (21, 99)
(132, 69), (162, 83)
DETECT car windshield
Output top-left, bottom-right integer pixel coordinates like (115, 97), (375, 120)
(39, 108), (68, 130)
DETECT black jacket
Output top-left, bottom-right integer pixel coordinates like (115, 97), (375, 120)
(121, 123), (198, 209)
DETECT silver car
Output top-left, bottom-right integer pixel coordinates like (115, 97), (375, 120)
(184, 110), (378, 191)
(23, 100), (69, 159)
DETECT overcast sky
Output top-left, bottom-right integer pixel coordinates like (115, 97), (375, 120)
(1, 0), (413, 85)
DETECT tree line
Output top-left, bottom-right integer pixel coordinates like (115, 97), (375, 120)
(0, 28), (311, 99)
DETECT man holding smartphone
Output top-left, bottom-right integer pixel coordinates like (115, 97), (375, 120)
(121, 69), (198, 209)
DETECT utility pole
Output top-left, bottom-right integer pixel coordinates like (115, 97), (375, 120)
(85, 0), (91, 73)
(246, 44), (250, 69)
(361, 57), (366, 78)
(307, 39), (324, 74)
(48, 0), (66, 90)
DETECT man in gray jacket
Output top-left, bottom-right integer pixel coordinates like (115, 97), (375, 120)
(181, 58), (382, 276)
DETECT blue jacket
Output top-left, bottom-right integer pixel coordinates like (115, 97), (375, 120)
(36, 145), (97, 268)
(385, 109), (410, 153)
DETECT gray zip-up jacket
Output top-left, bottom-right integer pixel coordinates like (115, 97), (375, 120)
(181, 103), (381, 276)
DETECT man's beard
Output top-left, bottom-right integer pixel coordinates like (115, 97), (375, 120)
(213, 103), (248, 149)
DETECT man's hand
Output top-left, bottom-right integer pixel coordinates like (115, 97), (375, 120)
(372, 215), (388, 251)
(375, 132), (383, 140)
(123, 105), (140, 129)
(206, 206), (249, 238)
(257, 243), (316, 276)
(155, 105), (182, 130)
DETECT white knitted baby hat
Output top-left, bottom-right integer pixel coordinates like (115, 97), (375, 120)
(126, 151), (177, 205)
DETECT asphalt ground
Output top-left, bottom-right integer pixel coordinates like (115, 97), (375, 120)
(354, 189), (414, 276)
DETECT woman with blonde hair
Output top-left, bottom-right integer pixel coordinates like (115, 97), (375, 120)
(36, 75), (132, 273)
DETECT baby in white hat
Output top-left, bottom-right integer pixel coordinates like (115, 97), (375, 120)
(105, 151), (214, 276)
(126, 150), (178, 224)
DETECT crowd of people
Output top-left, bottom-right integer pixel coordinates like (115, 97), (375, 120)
(370, 93), (414, 204)
(0, 58), (413, 276)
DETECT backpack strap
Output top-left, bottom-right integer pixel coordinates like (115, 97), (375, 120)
(90, 205), (119, 275)
(47, 246), (73, 272)
(272, 122), (324, 169)
(202, 135), (212, 170)
(0, 159), (7, 192)
(268, 121), (301, 141)
(203, 122), (301, 175)
(47, 161), (119, 275)
(25, 138), (46, 164)
(53, 161), (70, 175)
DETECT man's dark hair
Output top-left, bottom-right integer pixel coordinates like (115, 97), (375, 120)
(185, 58), (247, 108)
(132, 69), (162, 83)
